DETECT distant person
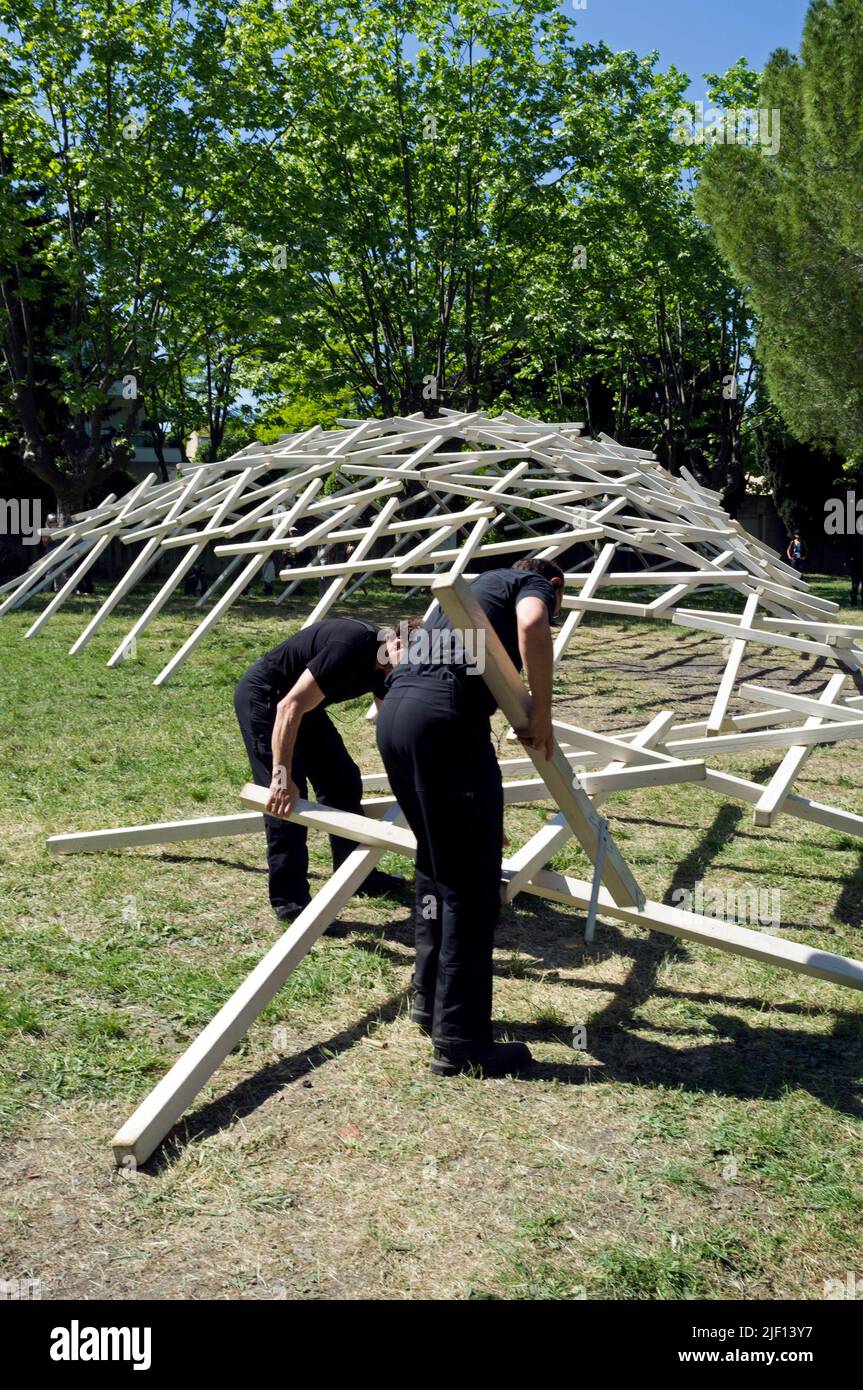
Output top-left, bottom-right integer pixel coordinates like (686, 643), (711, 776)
(39, 509), (92, 593)
(282, 528), (301, 568)
(848, 534), (863, 608)
(786, 530), (807, 575)
(183, 564), (206, 598)
(39, 513), (62, 590)
(261, 557), (277, 596)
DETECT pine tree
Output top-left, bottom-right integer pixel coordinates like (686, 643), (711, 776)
(696, 0), (863, 466)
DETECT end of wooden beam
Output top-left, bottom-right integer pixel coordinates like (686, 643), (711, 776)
(111, 1136), (142, 1170)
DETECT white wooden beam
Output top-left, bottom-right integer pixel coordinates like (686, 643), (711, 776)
(703, 767), (863, 838)
(152, 477), (324, 686)
(706, 591), (760, 732)
(48, 812), (264, 854)
(111, 805), (407, 1166)
(69, 469), (211, 655)
(750, 674), (848, 827)
(665, 718), (863, 759)
(502, 710), (680, 901)
(553, 542), (616, 662)
(519, 866), (863, 992)
(739, 680), (860, 726)
(105, 466), (259, 667)
(300, 494), (402, 628)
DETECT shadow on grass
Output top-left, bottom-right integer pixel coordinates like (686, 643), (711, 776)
(159, 852), (266, 875)
(496, 900), (863, 1119)
(502, 800), (863, 1115)
(143, 985), (412, 1177)
(836, 850), (863, 933)
(139, 804), (863, 1172)
(510, 993), (863, 1121)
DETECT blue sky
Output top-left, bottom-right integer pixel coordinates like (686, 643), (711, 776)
(566, 0), (811, 97)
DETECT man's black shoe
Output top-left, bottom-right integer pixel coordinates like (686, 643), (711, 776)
(429, 1041), (533, 1078)
(356, 869), (408, 899)
(273, 900), (310, 923)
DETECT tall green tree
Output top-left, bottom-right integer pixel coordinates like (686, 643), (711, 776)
(0, 0), (287, 515)
(253, 0), (757, 505)
(513, 51), (758, 508)
(252, 0), (590, 417)
(696, 0), (863, 467)
(1, 0), (764, 514)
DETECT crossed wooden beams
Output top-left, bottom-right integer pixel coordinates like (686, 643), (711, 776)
(8, 410), (862, 695)
(21, 412), (863, 1164)
(46, 576), (863, 1167)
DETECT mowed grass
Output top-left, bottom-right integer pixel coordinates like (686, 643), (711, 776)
(1, 572), (863, 1300)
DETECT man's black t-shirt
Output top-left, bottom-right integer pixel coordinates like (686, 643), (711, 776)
(427, 568), (556, 670)
(388, 567), (557, 717)
(251, 618), (388, 705)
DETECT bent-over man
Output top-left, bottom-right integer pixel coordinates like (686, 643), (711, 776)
(235, 617), (406, 920)
(376, 558), (564, 1078)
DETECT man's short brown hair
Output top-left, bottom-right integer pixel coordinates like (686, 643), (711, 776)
(512, 557), (565, 585)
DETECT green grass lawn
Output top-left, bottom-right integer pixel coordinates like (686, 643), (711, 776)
(1, 573), (862, 1300)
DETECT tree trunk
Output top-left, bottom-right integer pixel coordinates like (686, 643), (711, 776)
(54, 483), (84, 525)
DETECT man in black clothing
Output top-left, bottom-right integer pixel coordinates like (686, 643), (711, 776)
(848, 533), (863, 607)
(235, 617), (407, 920)
(376, 559), (564, 1079)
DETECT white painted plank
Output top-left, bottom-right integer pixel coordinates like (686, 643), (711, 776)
(111, 806), (407, 1165)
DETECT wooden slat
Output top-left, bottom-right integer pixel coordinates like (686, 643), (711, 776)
(111, 806), (407, 1166)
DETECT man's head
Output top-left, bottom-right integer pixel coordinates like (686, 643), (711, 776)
(512, 557), (565, 616)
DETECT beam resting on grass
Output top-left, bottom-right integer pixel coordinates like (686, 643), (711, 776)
(110, 804), (408, 1167)
(517, 867), (863, 993)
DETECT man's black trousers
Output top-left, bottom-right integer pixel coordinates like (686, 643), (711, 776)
(234, 666), (364, 909)
(376, 667), (503, 1052)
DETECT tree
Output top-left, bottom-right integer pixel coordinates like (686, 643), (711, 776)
(0, 0), (764, 514)
(696, 0), (863, 467)
(514, 53), (759, 510)
(250, 0), (590, 417)
(253, 1), (757, 506)
(749, 397), (847, 539)
(0, 0), (288, 515)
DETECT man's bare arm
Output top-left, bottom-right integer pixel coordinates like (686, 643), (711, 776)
(515, 595), (555, 760)
(266, 669), (326, 817)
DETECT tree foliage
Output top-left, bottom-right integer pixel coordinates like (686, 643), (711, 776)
(697, 0), (863, 467)
(0, 0), (287, 512)
(0, 0), (767, 515)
